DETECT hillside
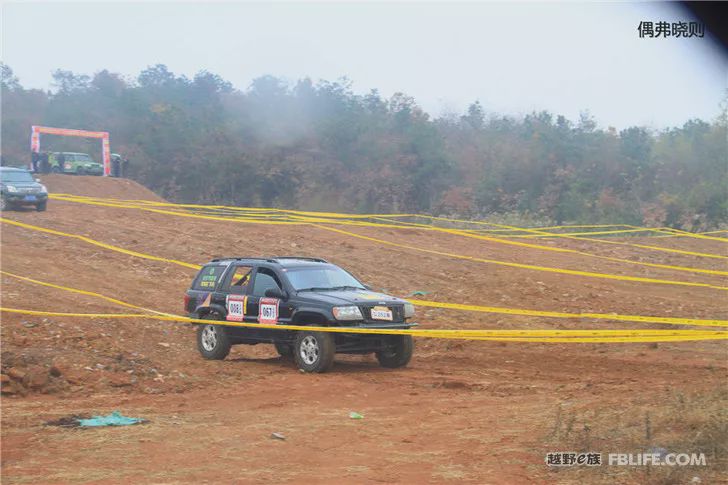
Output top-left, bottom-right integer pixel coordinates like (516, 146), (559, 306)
(1, 175), (726, 483)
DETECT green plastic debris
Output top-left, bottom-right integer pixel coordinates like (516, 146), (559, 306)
(407, 290), (431, 297)
(349, 411), (364, 420)
(77, 411), (145, 427)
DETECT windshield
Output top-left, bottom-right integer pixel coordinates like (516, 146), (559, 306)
(286, 266), (366, 291)
(1, 171), (34, 183)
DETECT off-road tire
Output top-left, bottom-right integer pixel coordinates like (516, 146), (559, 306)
(196, 314), (231, 360)
(77, 167), (86, 176)
(376, 335), (413, 368)
(294, 331), (335, 373)
(36, 201), (47, 212)
(274, 342), (294, 359)
(51, 166), (61, 174)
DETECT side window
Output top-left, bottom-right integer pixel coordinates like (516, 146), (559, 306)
(193, 265), (226, 290)
(252, 268), (282, 297)
(225, 265), (253, 294)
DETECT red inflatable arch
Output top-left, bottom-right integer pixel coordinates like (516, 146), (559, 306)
(30, 125), (111, 176)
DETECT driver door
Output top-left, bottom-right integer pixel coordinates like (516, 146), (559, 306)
(247, 267), (293, 329)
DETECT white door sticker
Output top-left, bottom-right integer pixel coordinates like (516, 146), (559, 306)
(259, 297), (279, 324)
(226, 295), (246, 322)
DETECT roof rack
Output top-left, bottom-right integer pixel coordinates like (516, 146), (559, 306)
(210, 257), (277, 263)
(273, 256), (328, 263)
(209, 256), (329, 264)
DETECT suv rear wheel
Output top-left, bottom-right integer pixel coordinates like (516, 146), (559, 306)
(294, 331), (335, 373)
(196, 314), (231, 360)
(376, 335), (413, 368)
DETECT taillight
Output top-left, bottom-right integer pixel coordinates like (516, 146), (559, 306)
(184, 294), (191, 312)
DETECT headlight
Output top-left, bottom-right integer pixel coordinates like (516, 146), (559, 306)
(332, 306), (363, 321)
(6, 185), (17, 193)
(39, 185), (48, 193)
(404, 303), (415, 318)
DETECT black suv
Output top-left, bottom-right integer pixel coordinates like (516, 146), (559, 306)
(185, 257), (416, 372)
(0, 167), (48, 211)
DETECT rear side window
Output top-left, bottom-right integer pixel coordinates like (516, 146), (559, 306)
(223, 265), (254, 295)
(193, 265), (226, 290)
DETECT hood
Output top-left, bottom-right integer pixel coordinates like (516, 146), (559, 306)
(2, 181), (44, 190)
(297, 289), (405, 306)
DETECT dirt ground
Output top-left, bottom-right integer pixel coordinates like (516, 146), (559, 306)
(1, 175), (726, 484)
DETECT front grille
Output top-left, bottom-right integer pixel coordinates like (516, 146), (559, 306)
(19, 187), (40, 194)
(360, 305), (404, 323)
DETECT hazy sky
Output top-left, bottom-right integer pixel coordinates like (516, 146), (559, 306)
(2, 1), (726, 129)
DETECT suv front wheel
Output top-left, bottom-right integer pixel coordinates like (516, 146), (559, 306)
(294, 331), (335, 373)
(196, 315), (231, 360)
(376, 335), (413, 368)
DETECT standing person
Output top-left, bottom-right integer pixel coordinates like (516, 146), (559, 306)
(56, 153), (66, 173)
(31, 152), (39, 173)
(121, 157), (130, 178)
(111, 154), (121, 177)
(40, 152), (50, 174)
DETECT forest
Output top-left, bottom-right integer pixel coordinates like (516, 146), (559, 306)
(2, 63), (726, 230)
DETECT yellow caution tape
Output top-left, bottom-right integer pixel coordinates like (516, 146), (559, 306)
(363, 218), (728, 276)
(0, 218), (201, 270)
(313, 225), (728, 291)
(410, 299), (728, 328)
(0, 270), (172, 316)
(373, 215), (727, 259)
(67, 194), (728, 260)
(52, 194), (728, 260)
(512, 228), (659, 238)
(1, 308), (725, 343)
(3, 270), (726, 342)
(4, 219), (727, 326)
(45, 196), (728, 281)
(658, 227), (728, 242)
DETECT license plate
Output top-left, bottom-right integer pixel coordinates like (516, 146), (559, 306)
(370, 306), (392, 321)
(24, 195), (36, 201)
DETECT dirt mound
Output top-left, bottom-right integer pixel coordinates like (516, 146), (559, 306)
(38, 174), (163, 201)
(2, 175), (726, 483)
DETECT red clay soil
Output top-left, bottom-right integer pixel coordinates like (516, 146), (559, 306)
(1, 175), (726, 484)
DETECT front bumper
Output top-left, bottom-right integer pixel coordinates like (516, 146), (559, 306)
(339, 321), (417, 330)
(3, 193), (48, 205)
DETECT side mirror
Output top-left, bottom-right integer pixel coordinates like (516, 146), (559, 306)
(35, 178), (41, 183)
(265, 288), (287, 300)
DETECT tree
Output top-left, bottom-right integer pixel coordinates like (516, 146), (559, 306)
(0, 63), (724, 229)
(1, 63), (20, 91)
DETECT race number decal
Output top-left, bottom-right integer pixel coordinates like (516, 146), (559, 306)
(259, 297), (279, 324)
(226, 294), (247, 322)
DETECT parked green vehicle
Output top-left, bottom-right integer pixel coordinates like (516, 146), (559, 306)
(49, 152), (104, 175)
